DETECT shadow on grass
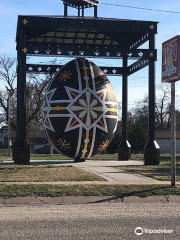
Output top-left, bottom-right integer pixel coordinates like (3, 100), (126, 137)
(30, 160), (74, 165)
(0, 160), (74, 166)
(161, 156), (180, 161)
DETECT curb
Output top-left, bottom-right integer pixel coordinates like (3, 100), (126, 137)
(0, 181), (179, 185)
(0, 195), (180, 206)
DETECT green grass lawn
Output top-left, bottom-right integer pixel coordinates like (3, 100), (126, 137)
(0, 151), (180, 198)
(118, 154), (180, 181)
(0, 150), (162, 162)
(1, 150), (180, 182)
(30, 153), (120, 161)
(0, 149), (119, 161)
(0, 151), (146, 162)
(0, 149), (149, 162)
(0, 184), (179, 198)
(0, 165), (105, 182)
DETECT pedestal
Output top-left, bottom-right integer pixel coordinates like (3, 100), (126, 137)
(13, 139), (30, 165)
(144, 140), (160, 165)
(74, 157), (86, 163)
(118, 140), (131, 161)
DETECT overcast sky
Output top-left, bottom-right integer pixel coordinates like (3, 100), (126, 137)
(0, 0), (180, 110)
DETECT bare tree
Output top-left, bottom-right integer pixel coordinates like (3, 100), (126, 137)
(25, 74), (50, 147)
(0, 54), (17, 130)
(130, 84), (180, 131)
(155, 84), (171, 130)
(131, 96), (149, 131)
(0, 54), (52, 148)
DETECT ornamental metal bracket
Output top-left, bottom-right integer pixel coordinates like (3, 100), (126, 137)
(27, 45), (157, 60)
(127, 59), (149, 76)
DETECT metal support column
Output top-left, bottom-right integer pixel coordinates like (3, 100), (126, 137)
(118, 56), (131, 160)
(94, 6), (98, 17)
(144, 33), (160, 165)
(82, 5), (85, 17)
(13, 28), (30, 165)
(78, 7), (81, 17)
(64, 3), (68, 16)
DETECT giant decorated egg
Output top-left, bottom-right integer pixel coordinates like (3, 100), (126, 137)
(42, 58), (118, 160)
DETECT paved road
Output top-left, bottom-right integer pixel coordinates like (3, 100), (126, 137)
(0, 203), (180, 240)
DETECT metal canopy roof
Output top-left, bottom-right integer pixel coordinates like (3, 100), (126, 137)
(62, 0), (99, 8)
(16, 15), (158, 59)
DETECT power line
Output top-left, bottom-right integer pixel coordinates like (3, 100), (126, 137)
(100, 2), (180, 14)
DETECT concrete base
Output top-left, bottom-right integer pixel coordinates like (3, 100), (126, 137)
(144, 140), (160, 165)
(13, 139), (30, 165)
(118, 140), (131, 161)
(74, 158), (86, 163)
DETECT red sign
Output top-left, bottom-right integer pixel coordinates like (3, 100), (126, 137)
(162, 36), (180, 82)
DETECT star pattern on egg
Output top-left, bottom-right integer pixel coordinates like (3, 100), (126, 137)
(66, 87), (108, 132)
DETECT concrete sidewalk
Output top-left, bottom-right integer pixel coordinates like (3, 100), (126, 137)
(0, 195), (180, 205)
(72, 161), (163, 184)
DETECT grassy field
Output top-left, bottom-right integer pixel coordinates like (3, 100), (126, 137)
(0, 151), (180, 197)
(0, 150), (144, 162)
(0, 184), (179, 198)
(1, 150), (180, 182)
(1, 148), (180, 163)
(0, 165), (104, 182)
(0, 151), (119, 161)
(119, 154), (180, 181)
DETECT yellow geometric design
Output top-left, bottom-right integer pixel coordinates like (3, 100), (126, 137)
(22, 19), (28, 25)
(82, 61), (89, 88)
(59, 70), (72, 82)
(22, 47), (28, 54)
(98, 139), (110, 152)
(70, 119), (78, 128)
(82, 131), (90, 158)
(98, 92), (104, 99)
(45, 119), (51, 128)
(149, 52), (154, 58)
(149, 25), (155, 30)
(107, 108), (118, 113)
(70, 90), (78, 98)
(57, 138), (70, 151)
(51, 106), (67, 111)
(95, 117), (106, 129)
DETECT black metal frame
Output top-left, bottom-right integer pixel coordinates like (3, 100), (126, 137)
(63, 0), (99, 17)
(14, 1), (160, 165)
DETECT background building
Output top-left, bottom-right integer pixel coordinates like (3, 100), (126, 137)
(156, 131), (180, 153)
